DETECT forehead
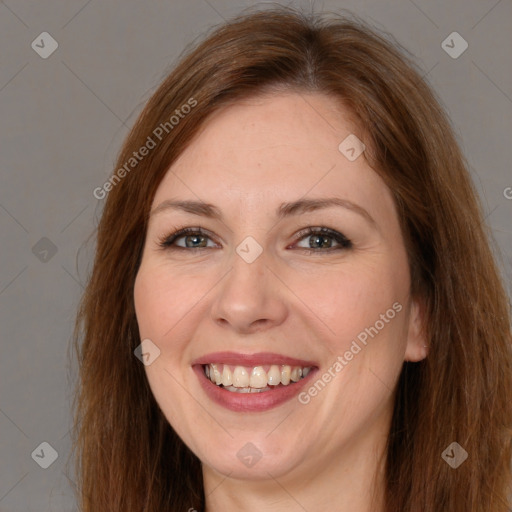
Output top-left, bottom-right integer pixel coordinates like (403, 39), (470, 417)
(152, 92), (394, 221)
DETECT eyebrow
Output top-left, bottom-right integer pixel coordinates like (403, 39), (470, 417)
(150, 197), (376, 227)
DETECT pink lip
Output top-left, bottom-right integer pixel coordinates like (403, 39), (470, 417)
(191, 351), (318, 368)
(191, 352), (319, 413)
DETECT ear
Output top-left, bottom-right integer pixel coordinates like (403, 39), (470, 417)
(404, 297), (428, 362)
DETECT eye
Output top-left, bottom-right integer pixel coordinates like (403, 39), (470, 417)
(158, 226), (352, 253)
(158, 227), (218, 250)
(293, 227), (352, 252)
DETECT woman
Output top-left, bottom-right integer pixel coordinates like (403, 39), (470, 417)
(71, 6), (512, 511)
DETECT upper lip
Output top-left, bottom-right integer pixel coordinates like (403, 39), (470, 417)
(191, 351), (318, 368)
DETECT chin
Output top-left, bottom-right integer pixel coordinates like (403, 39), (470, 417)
(195, 433), (309, 481)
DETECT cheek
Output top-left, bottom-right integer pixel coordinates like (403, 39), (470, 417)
(292, 256), (411, 421)
(133, 266), (208, 435)
(134, 263), (208, 344)
(297, 258), (409, 351)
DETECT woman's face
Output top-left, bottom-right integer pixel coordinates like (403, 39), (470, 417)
(134, 92), (426, 482)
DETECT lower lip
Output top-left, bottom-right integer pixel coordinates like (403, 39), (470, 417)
(193, 364), (318, 412)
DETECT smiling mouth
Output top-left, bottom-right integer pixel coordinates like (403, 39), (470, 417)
(203, 363), (314, 393)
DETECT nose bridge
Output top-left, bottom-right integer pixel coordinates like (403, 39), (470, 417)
(225, 240), (269, 303)
(228, 231), (269, 287)
(210, 239), (287, 332)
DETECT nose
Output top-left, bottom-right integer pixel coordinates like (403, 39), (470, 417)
(210, 249), (288, 334)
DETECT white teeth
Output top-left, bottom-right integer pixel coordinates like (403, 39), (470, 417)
(249, 366), (268, 388)
(204, 363), (313, 390)
(290, 367), (302, 382)
(232, 366), (249, 387)
(267, 365), (281, 386)
(224, 385), (271, 393)
(281, 365), (291, 385)
(212, 363), (222, 385)
(221, 365), (232, 386)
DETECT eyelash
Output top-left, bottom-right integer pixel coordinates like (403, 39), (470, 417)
(157, 226), (353, 253)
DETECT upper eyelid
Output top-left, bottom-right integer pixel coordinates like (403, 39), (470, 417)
(161, 226), (350, 248)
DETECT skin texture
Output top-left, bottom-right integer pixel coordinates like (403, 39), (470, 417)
(133, 92), (427, 512)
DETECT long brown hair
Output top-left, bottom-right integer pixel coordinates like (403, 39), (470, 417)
(70, 6), (512, 511)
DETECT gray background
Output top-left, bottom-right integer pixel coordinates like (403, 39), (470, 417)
(0, 0), (510, 510)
